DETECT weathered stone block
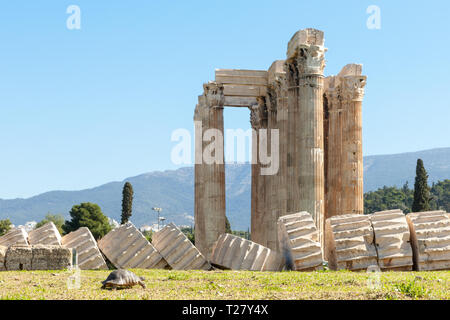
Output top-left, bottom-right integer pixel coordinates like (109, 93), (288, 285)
(406, 210), (450, 271)
(31, 245), (72, 270)
(28, 222), (62, 245)
(61, 227), (108, 270)
(369, 209), (413, 271)
(325, 214), (378, 271)
(277, 212), (323, 271)
(97, 222), (168, 269)
(4, 245), (72, 270)
(5, 245), (33, 270)
(152, 223), (211, 270)
(0, 228), (28, 247)
(0, 245), (7, 271)
(211, 233), (284, 271)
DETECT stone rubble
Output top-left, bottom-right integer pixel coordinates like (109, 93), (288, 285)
(152, 223), (211, 270)
(97, 222), (168, 269)
(277, 212), (323, 271)
(210, 233), (284, 271)
(369, 209), (413, 271)
(0, 227), (29, 247)
(406, 210), (450, 271)
(61, 227), (108, 270)
(28, 222), (62, 246)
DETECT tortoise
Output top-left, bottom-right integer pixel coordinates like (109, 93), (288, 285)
(101, 269), (146, 289)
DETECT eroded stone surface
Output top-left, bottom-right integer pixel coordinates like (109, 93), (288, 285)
(61, 227), (108, 270)
(0, 227), (28, 247)
(210, 233), (284, 271)
(97, 222), (168, 269)
(28, 222), (62, 246)
(277, 212), (323, 271)
(325, 214), (378, 271)
(370, 210), (413, 271)
(5, 245), (32, 270)
(406, 210), (450, 271)
(30, 245), (72, 270)
(4, 244), (71, 270)
(0, 245), (6, 271)
(152, 223), (211, 270)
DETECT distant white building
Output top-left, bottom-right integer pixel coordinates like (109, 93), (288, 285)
(15, 221), (37, 232)
(108, 217), (120, 228)
(24, 221), (37, 232)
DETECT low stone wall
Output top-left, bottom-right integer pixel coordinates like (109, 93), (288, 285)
(211, 233), (284, 271)
(277, 212), (323, 271)
(0, 245), (7, 271)
(152, 223), (211, 270)
(4, 245), (71, 271)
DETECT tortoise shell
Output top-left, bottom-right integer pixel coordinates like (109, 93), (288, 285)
(101, 269), (146, 289)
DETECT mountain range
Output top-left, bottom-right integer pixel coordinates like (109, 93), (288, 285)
(1, 147), (449, 231)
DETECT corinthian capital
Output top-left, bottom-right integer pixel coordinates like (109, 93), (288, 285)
(203, 81), (225, 108)
(286, 28), (327, 76)
(340, 76), (367, 102)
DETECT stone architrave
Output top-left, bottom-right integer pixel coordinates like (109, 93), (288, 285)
(325, 214), (378, 271)
(194, 82), (226, 259)
(406, 210), (450, 271)
(61, 227), (108, 270)
(324, 64), (366, 219)
(28, 222), (62, 246)
(285, 28), (327, 245)
(277, 212), (323, 271)
(0, 227), (29, 247)
(210, 233), (284, 271)
(0, 245), (6, 271)
(152, 223), (211, 270)
(97, 222), (168, 269)
(369, 209), (413, 271)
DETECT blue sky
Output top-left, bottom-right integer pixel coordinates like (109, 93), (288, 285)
(0, 1), (449, 199)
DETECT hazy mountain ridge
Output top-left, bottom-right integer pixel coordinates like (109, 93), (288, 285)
(1, 148), (449, 230)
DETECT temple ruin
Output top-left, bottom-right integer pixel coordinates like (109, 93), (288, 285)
(194, 28), (366, 257)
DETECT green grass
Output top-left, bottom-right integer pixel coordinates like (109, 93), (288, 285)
(0, 269), (448, 300)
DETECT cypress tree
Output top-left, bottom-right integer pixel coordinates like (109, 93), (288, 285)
(121, 182), (134, 224)
(412, 159), (431, 212)
(225, 216), (232, 234)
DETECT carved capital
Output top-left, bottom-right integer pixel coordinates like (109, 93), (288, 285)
(249, 97), (268, 129)
(203, 82), (225, 108)
(340, 76), (366, 102)
(296, 45), (326, 76)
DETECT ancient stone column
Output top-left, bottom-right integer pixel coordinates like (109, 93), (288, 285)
(250, 98), (268, 247)
(324, 64), (366, 219)
(194, 82), (226, 259)
(285, 28), (327, 244)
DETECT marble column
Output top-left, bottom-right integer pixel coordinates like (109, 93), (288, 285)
(194, 82), (226, 259)
(324, 64), (366, 219)
(285, 28), (327, 245)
